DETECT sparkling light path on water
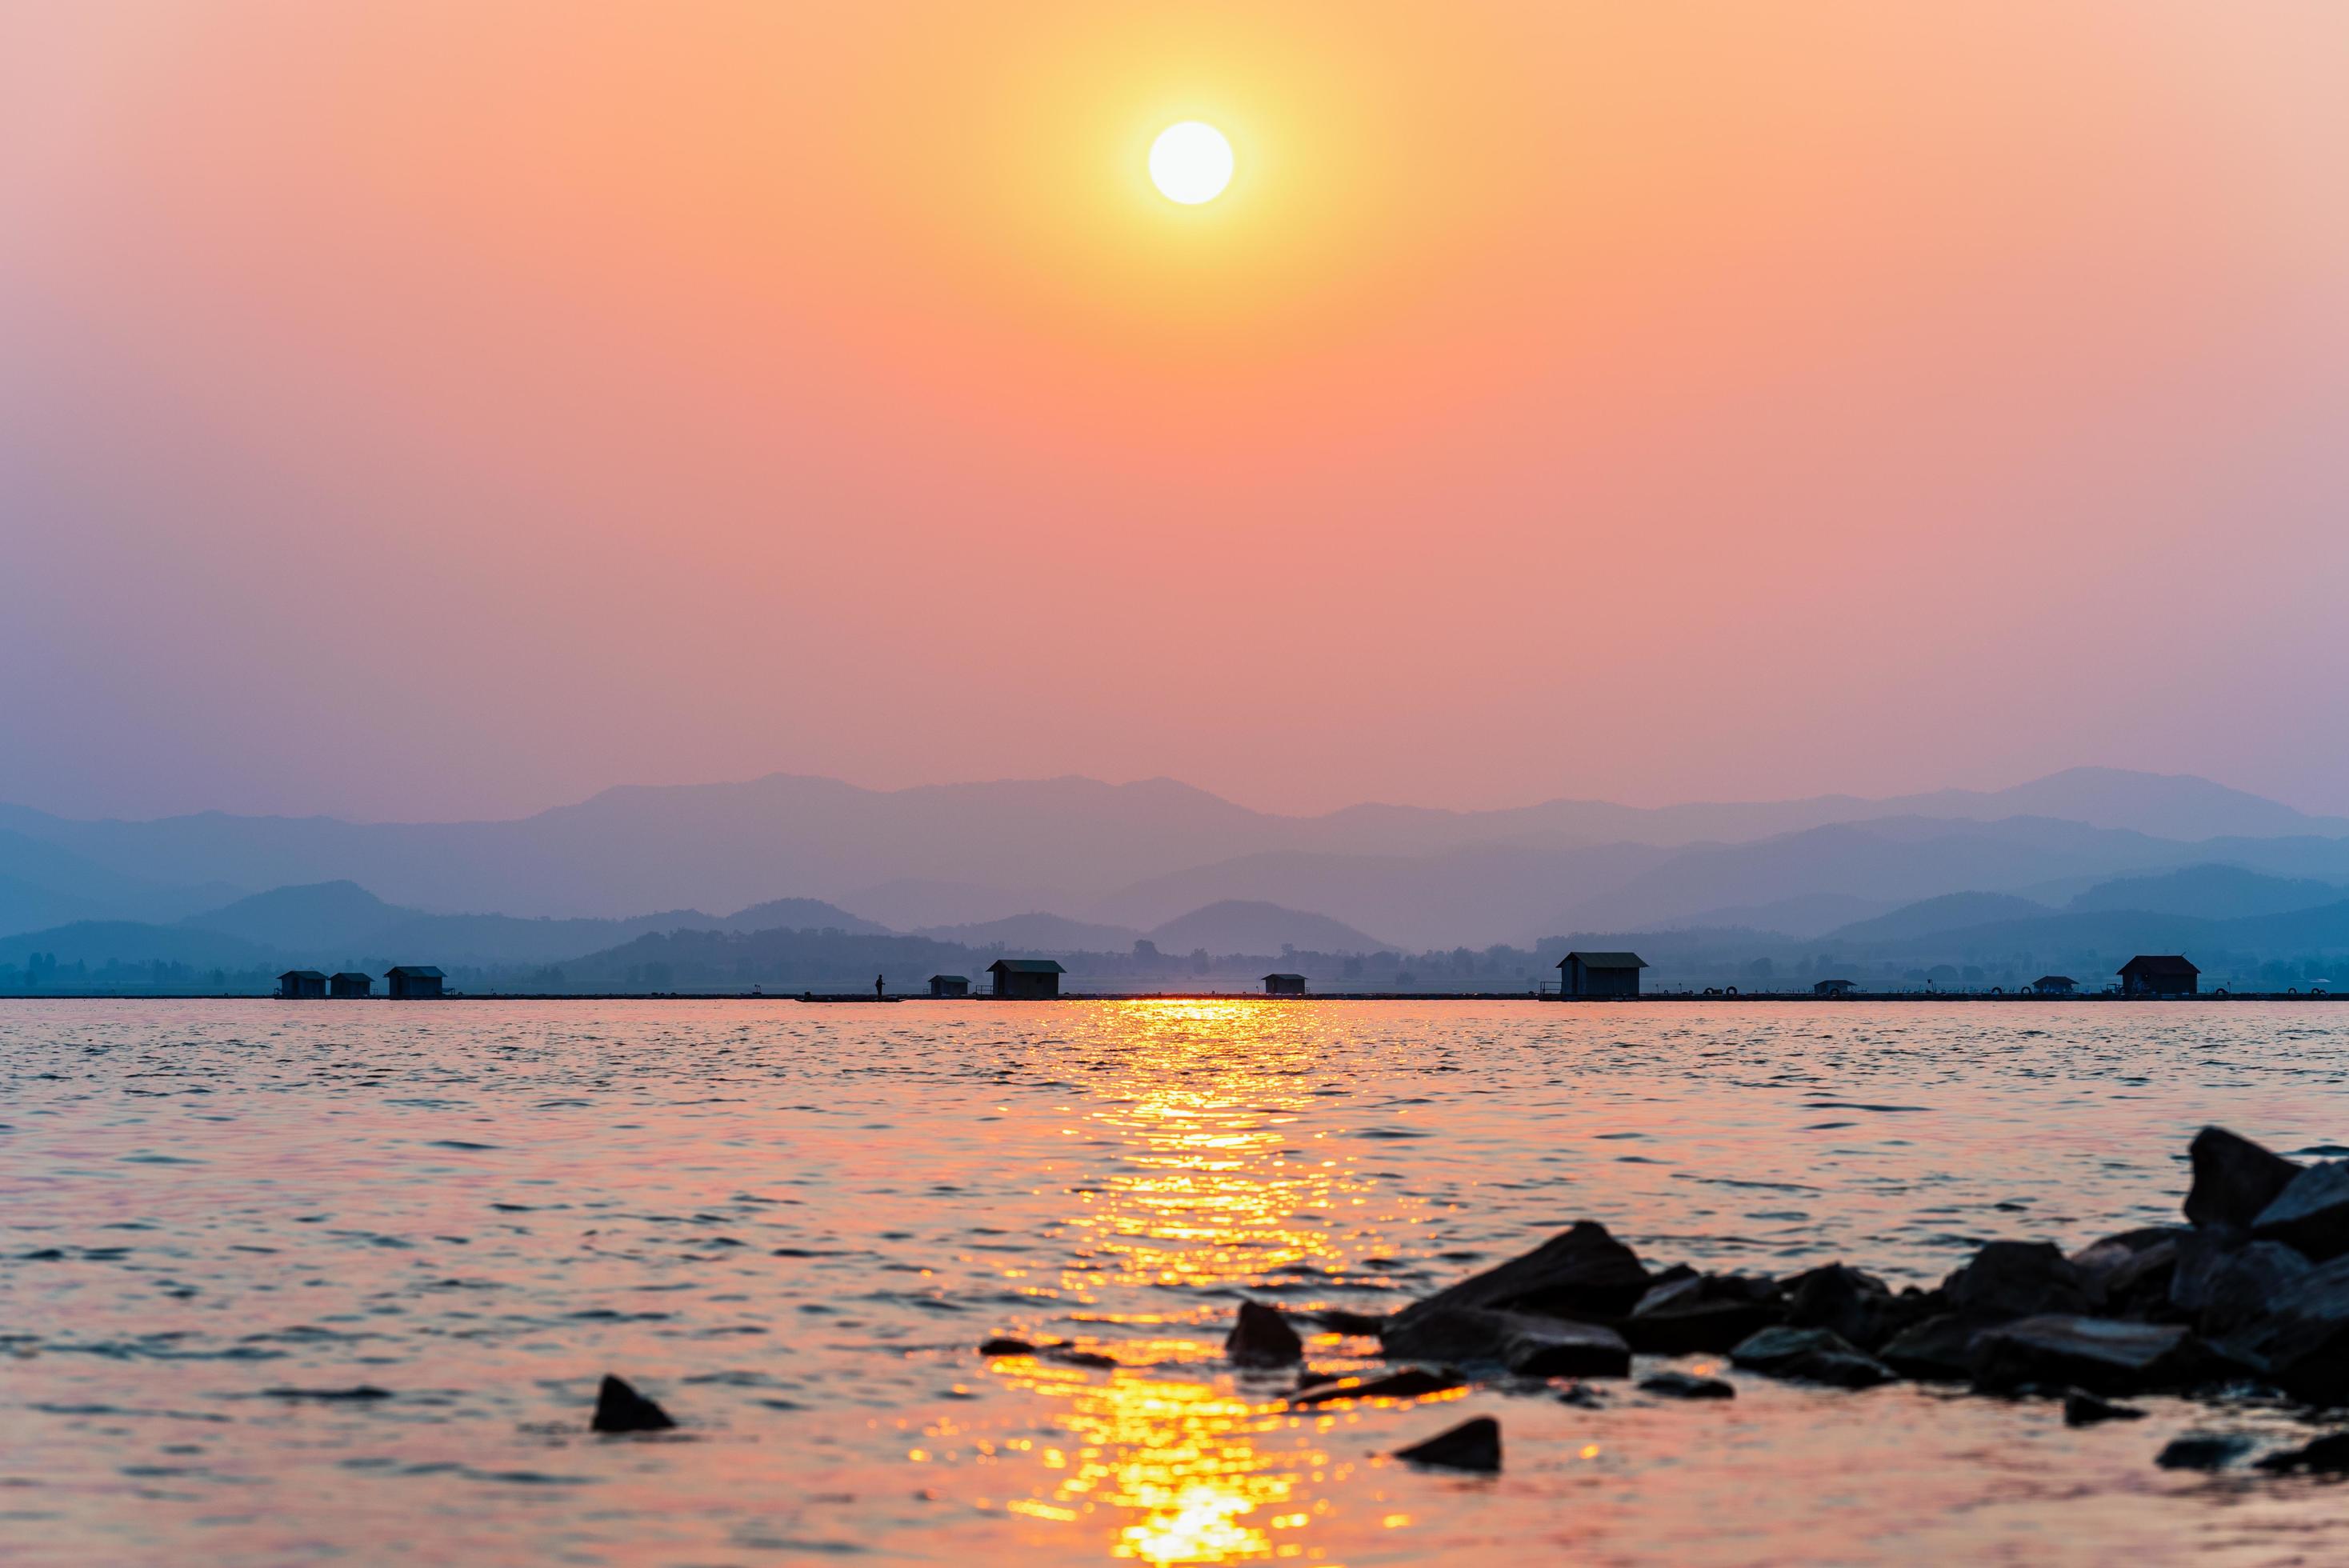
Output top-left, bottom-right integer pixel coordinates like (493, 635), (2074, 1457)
(6, 999), (2349, 1562)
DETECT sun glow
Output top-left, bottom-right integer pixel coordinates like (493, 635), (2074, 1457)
(1148, 122), (1234, 204)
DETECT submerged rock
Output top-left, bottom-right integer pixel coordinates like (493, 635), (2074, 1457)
(1387, 1222), (1651, 1330)
(2252, 1162), (2349, 1263)
(1227, 1301), (1304, 1366)
(1639, 1370), (1735, 1399)
(978, 1336), (1037, 1357)
(2155, 1432), (2254, 1470)
(1943, 1241), (2097, 1322)
(2253, 1431), (2349, 1473)
(1393, 1415), (1501, 1472)
(1314, 1308), (1388, 1337)
(2062, 1390), (2147, 1426)
(591, 1374), (675, 1434)
(2185, 1127), (2301, 1234)
(1556, 1382), (1608, 1409)
(1728, 1326), (1895, 1388)
(1971, 1315), (2229, 1395)
(1381, 1306), (1629, 1378)
(1879, 1314), (1982, 1382)
(1292, 1367), (1466, 1406)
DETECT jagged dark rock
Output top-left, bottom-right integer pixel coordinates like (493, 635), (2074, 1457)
(1879, 1314), (1983, 1382)
(2185, 1127), (2301, 1233)
(1971, 1315), (2231, 1395)
(2214, 1254), (2349, 1405)
(2253, 1431), (2349, 1473)
(1227, 1301), (1304, 1366)
(1728, 1325), (1895, 1388)
(1387, 1222), (1651, 1331)
(1943, 1241), (2098, 1322)
(1291, 1367), (1466, 1406)
(2155, 1432), (2254, 1470)
(2252, 1162), (2349, 1263)
(1393, 1415), (1501, 1472)
(1314, 1308), (1388, 1337)
(2170, 1237), (2312, 1336)
(1381, 1306), (1629, 1378)
(2063, 1390), (2146, 1426)
(2068, 1229), (2184, 1316)
(1639, 1370), (1735, 1399)
(591, 1374), (675, 1434)
(1623, 1272), (1787, 1354)
(1729, 1325), (1863, 1372)
(1782, 1264), (1901, 1352)
(979, 1337), (1037, 1357)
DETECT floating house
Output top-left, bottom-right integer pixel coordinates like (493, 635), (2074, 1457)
(277, 969), (327, 999)
(1263, 972), (1307, 996)
(1558, 951), (1647, 998)
(929, 974), (970, 997)
(2119, 955), (2198, 997)
(1813, 978), (1857, 997)
(385, 965), (446, 999)
(2031, 975), (2078, 996)
(330, 971), (373, 998)
(987, 958), (1065, 998)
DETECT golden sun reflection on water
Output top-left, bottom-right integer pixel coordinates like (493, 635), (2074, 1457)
(976, 1002), (1434, 1563)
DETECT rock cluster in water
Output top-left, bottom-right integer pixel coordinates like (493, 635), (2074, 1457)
(1253, 1125), (2349, 1471)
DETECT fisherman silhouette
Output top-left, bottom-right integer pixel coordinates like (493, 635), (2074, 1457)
(874, 974), (885, 1001)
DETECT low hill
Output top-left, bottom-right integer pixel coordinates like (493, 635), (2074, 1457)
(0, 920), (278, 971)
(1147, 899), (1387, 955)
(916, 912), (1145, 950)
(1825, 891), (2051, 944)
(2066, 863), (2346, 920)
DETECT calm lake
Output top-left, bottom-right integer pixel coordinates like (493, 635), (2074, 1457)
(7, 999), (2349, 1564)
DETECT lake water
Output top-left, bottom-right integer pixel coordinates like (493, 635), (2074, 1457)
(8, 998), (2349, 1565)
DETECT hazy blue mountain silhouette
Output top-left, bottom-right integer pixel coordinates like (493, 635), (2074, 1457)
(1, 769), (2343, 948)
(1146, 900), (1387, 955)
(6, 882), (886, 972)
(914, 912), (1145, 950)
(1822, 891), (2053, 944)
(2064, 863), (2345, 920)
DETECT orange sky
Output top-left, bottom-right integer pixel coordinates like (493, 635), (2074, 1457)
(4, 2), (2346, 820)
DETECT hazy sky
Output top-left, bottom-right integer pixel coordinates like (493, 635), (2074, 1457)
(5, 2), (2346, 823)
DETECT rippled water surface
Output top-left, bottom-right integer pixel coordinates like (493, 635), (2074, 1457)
(10, 999), (2349, 1564)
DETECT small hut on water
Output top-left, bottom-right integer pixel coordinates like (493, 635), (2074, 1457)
(987, 958), (1064, 998)
(1558, 951), (1648, 998)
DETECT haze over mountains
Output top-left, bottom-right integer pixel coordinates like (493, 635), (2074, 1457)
(5, 766), (2349, 991)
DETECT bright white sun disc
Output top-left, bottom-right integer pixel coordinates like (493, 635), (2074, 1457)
(1149, 122), (1233, 204)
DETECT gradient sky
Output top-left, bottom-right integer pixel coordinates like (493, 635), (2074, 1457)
(5, 2), (2347, 823)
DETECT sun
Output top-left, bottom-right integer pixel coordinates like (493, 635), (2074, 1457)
(1148, 122), (1234, 205)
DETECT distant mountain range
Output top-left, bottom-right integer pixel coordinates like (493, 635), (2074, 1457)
(2, 769), (2346, 974)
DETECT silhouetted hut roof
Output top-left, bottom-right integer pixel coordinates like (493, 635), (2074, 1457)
(330, 971), (372, 982)
(986, 958), (1066, 974)
(1263, 973), (1306, 983)
(1559, 951), (1648, 970)
(2118, 955), (2198, 977)
(384, 965), (446, 978)
(278, 970), (327, 981)
(929, 974), (969, 984)
(2033, 974), (2077, 988)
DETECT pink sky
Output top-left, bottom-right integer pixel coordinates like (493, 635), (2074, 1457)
(4, 2), (2346, 822)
